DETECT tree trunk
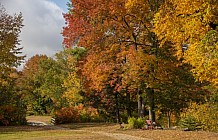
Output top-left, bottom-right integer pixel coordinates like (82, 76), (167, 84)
(147, 88), (155, 122)
(126, 92), (132, 117)
(142, 100), (145, 117)
(115, 92), (121, 123)
(138, 89), (143, 118)
(167, 111), (171, 128)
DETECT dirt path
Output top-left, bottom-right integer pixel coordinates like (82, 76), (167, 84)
(93, 131), (152, 140)
(27, 120), (152, 140)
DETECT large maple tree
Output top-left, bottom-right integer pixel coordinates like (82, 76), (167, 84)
(62, 0), (208, 123)
(63, 0), (164, 121)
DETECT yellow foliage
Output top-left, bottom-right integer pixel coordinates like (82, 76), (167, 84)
(184, 31), (218, 86)
(154, 0), (218, 86)
(181, 102), (218, 131)
(63, 55), (83, 106)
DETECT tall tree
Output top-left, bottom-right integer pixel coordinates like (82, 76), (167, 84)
(0, 5), (26, 125)
(36, 57), (68, 111)
(21, 55), (48, 115)
(0, 4), (24, 88)
(62, 0), (208, 123)
(63, 0), (164, 121)
(63, 47), (86, 107)
(0, 5), (24, 73)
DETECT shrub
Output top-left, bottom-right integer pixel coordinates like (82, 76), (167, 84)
(75, 104), (101, 122)
(54, 107), (80, 124)
(179, 115), (201, 131)
(126, 117), (145, 129)
(136, 117), (145, 129)
(54, 105), (101, 124)
(180, 103), (218, 131)
(0, 105), (27, 126)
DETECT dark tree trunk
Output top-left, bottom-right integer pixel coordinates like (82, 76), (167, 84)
(126, 92), (132, 117)
(167, 111), (171, 128)
(138, 89), (144, 118)
(147, 88), (155, 122)
(115, 92), (121, 123)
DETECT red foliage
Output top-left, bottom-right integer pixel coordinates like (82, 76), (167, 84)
(54, 107), (80, 124)
(0, 105), (26, 126)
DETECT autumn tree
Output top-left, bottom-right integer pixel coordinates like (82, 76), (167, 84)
(21, 54), (48, 115)
(36, 58), (67, 112)
(62, 0), (210, 124)
(154, 0), (218, 87)
(0, 5), (26, 125)
(63, 0), (166, 121)
(153, 45), (208, 128)
(0, 4), (24, 90)
(62, 47), (86, 107)
(0, 5), (24, 73)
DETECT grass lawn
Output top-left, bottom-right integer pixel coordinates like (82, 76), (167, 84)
(0, 126), (114, 140)
(0, 116), (217, 140)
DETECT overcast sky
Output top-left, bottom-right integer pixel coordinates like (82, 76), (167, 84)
(1, 0), (69, 66)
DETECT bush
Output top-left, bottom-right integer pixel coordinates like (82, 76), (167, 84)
(180, 103), (218, 131)
(0, 105), (27, 126)
(179, 115), (201, 131)
(54, 105), (101, 124)
(54, 107), (80, 124)
(75, 104), (101, 122)
(126, 117), (145, 129)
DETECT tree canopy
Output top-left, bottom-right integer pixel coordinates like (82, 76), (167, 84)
(153, 0), (218, 86)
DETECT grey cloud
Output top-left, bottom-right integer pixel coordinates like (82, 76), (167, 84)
(1, 0), (65, 60)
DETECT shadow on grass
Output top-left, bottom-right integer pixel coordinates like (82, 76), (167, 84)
(0, 123), (118, 133)
(0, 125), (54, 133)
(59, 122), (117, 130)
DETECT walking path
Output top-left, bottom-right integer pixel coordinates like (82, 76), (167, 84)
(27, 121), (152, 140)
(93, 131), (152, 140)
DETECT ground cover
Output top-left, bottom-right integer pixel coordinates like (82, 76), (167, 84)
(60, 123), (218, 140)
(0, 116), (217, 140)
(0, 126), (114, 140)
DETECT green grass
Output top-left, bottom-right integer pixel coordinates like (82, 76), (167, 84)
(0, 126), (114, 140)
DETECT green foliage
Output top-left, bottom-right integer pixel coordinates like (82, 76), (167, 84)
(126, 117), (145, 129)
(22, 50), (74, 115)
(62, 47), (86, 107)
(21, 55), (49, 115)
(70, 47), (86, 60)
(31, 96), (53, 115)
(37, 56), (68, 110)
(179, 115), (201, 131)
(0, 5), (24, 73)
